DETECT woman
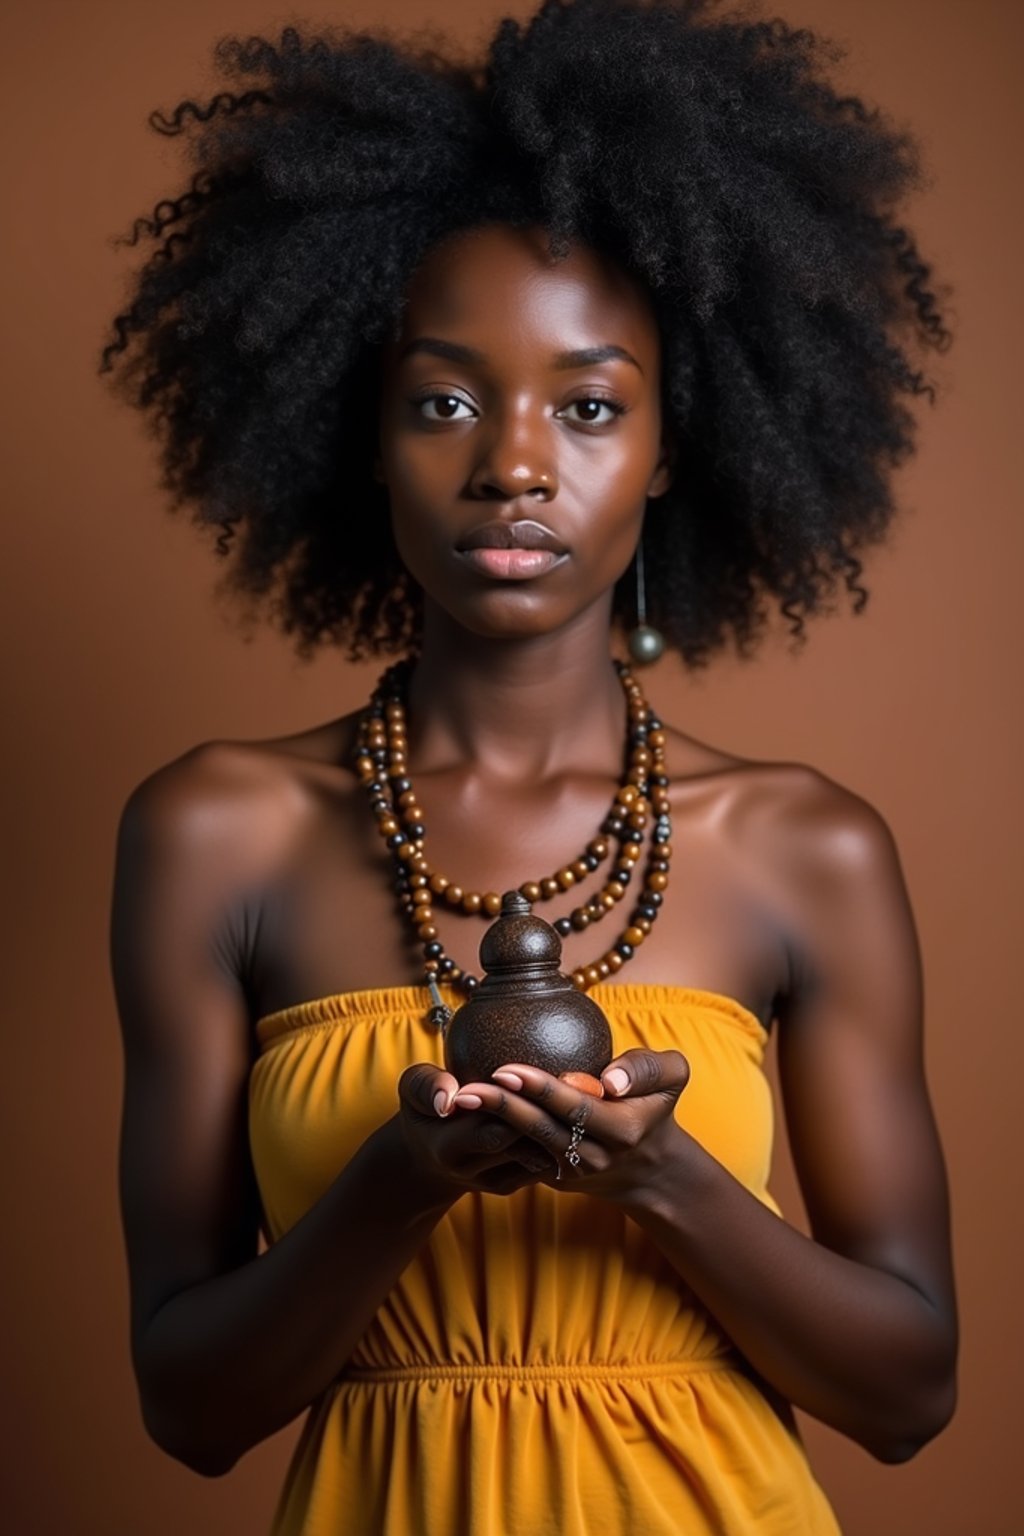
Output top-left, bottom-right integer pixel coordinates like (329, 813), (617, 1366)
(104, 3), (957, 1532)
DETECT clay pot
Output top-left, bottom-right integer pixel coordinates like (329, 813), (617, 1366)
(442, 891), (613, 1090)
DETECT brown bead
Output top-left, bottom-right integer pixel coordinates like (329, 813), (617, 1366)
(606, 951), (624, 972)
(645, 871), (669, 892)
(541, 877), (560, 899)
(624, 926), (645, 948)
(429, 873), (450, 895)
(656, 844), (673, 860)
(606, 881), (625, 900)
(626, 767), (647, 786)
(584, 965), (602, 988)
(409, 874), (428, 888)
(398, 844), (418, 862)
(627, 809), (647, 831)
(483, 892), (502, 916)
(398, 789), (418, 809)
(648, 729), (666, 747)
(520, 882), (541, 903)
(571, 969), (587, 990)
(599, 891), (616, 910)
(461, 892), (482, 914)
(635, 916), (652, 933)
(587, 839), (609, 859)
(557, 867), (576, 889)
(412, 888), (432, 906)
(623, 843), (642, 862)
(380, 816), (400, 836)
(571, 859), (591, 880)
(597, 960), (611, 978)
(571, 909), (591, 931)
(417, 923), (438, 941)
(616, 785), (639, 806)
(445, 885), (464, 906)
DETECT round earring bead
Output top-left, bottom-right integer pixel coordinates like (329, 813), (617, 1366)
(627, 625), (666, 665)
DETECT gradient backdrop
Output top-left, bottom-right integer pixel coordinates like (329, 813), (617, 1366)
(2, 1), (1020, 1531)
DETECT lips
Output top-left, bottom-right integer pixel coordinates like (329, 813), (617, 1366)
(455, 519), (569, 581)
(456, 519), (568, 555)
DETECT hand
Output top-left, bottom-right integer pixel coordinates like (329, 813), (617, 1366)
(450, 1048), (691, 1200)
(396, 1062), (555, 1198)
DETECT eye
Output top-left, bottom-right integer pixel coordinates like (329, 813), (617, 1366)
(412, 393), (476, 422)
(558, 395), (627, 426)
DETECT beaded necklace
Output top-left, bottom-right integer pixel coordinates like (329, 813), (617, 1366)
(354, 657), (672, 1028)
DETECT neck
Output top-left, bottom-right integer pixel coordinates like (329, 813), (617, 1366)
(405, 601), (629, 781)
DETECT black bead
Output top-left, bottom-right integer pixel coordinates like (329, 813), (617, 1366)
(440, 957), (455, 975)
(368, 780), (386, 795)
(391, 776), (412, 794)
(647, 891), (663, 906)
(616, 942), (634, 960)
(584, 854), (600, 871)
(371, 798), (389, 815)
(462, 974), (479, 993)
(638, 903), (657, 922)
(554, 917), (572, 937)
(652, 774), (669, 788)
(425, 941), (443, 959)
(387, 833), (405, 850)
(614, 866), (631, 885)
(406, 822), (426, 840)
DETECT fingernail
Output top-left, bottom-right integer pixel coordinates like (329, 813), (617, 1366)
(491, 1070), (524, 1090)
(603, 1067), (629, 1096)
(434, 1090), (452, 1117)
(454, 1092), (483, 1109)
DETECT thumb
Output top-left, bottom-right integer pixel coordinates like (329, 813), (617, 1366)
(600, 1048), (690, 1103)
(398, 1062), (462, 1118)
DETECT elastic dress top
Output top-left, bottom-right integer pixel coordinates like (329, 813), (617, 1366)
(249, 982), (843, 1535)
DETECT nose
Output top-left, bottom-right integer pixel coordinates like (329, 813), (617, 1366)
(467, 407), (558, 502)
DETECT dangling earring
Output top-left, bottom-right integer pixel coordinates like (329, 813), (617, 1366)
(627, 533), (665, 664)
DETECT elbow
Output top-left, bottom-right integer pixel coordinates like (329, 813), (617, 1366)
(140, 1392), (241, 1479)
(863, 1371), (958, 1465)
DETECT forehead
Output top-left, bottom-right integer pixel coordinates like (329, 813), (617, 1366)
(388, 222), (660, 366)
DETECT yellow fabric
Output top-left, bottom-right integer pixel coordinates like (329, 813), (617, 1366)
(249, 983), (842, 1535)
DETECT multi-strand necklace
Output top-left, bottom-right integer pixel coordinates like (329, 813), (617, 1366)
(354, 657), (672, 1029)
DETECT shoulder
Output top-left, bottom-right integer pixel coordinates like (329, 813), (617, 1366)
(114, 712), (362, 890)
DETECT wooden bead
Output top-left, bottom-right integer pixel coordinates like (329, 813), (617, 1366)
(520, 882), (541, 903)
(624, 926), (645, 948)
(587, 839), (609, 859)
(412, 889), (432, 906)
(445, 885), (464, 906)
(417, 923), (438, 941)
(645, 871), (669, 892)
(380, 817), (399, 836)
(623, 843), (642, 862)
(606, 951), (624, 972)
(557, 868), (576, 889)
(571, 969), (587, 989)
(571, 859), (591, 880)
(635, 916), (652, 933)
(429, 874), (449, 894)
(461, 892), (482, 914)
(606, 881), (625, 900)
(570, 910), (591, 931)
(627, 810), (647, 830)
(541, 877), (560, 899)
(584, 965), (602, 988)
(483, 892), (502, 916)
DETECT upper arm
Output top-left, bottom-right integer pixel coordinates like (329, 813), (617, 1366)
(773, 770), (956, 1348)
(110, 744), (282, 1367)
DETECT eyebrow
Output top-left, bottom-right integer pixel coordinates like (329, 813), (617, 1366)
(398, 337), (644, 375)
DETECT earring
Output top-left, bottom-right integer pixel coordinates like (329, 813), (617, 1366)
(627, 534), (665, 664)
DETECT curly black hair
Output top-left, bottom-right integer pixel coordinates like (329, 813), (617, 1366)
(100, 0), (949, 666)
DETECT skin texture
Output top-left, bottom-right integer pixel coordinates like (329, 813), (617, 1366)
(111, 222), (957, 1479)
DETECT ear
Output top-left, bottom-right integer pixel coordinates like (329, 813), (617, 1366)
(646, 433), (675, 500)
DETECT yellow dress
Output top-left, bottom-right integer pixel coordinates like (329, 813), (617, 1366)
(249, 983), (842, 1535)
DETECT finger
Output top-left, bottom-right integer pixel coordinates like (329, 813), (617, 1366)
(600, 1048), (690, 1102)
(398, 1062), (462, 1118)
(455, 1070), (602, 1150)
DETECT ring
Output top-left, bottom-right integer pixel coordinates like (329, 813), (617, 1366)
(564, 1107), (588, 1170)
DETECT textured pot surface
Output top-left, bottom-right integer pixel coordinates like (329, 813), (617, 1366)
(442, 892), (613, 1085)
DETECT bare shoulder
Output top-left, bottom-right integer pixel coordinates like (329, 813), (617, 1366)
(118, 711), (362, 867)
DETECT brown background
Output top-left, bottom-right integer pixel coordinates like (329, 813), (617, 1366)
(2, 0), (1019, 1531)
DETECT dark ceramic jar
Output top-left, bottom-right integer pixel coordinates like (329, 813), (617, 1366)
(442, 891), (613, 1085)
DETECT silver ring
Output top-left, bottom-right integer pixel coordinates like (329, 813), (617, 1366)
(564, 1109), (588, 1170)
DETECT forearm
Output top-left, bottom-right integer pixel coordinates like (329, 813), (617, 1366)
(136, 1117), (456, 1475)
(619, 1129), (956, 1461)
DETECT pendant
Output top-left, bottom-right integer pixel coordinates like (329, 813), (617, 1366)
(426, 979), (452, 1033)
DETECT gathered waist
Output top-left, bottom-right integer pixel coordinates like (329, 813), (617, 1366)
(338, 1355), (739, 1387)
